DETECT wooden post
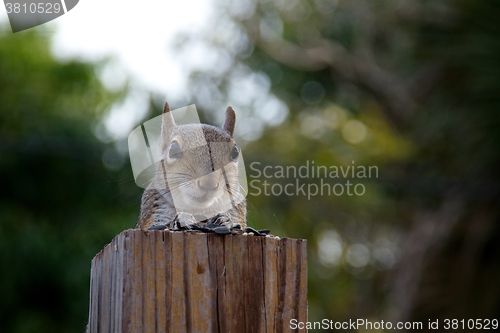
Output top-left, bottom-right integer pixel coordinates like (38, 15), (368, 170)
(87, 229), (307, 332)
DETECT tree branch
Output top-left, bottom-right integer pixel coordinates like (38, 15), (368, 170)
(246, 25), (415, 128)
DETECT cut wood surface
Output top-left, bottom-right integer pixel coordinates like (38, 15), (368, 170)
(88, 229), (307, 333)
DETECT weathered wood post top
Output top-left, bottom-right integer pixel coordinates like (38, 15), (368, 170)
(88, 229), (307, 332)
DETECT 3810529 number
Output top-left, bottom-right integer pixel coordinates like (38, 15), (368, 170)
(5, 2), (62, 14)
(444, 319), (498, 330)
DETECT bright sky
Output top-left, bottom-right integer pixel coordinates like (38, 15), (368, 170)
(56, 0), (214, 139)
(55, 0), (211, 92)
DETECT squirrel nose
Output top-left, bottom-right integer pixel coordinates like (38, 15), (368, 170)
(197, 179), (220, 191)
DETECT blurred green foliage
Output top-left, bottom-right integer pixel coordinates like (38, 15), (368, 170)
(0, 29), (142, 332)
(181, 0), (500, 329)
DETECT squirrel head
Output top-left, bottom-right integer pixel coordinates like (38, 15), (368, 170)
(157, 102), (242, 217)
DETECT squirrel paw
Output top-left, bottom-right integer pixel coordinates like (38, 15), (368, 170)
(207, 212), (232, 227)
(171, 212), (198, 229)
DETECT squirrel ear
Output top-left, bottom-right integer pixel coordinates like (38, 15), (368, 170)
(161, 102), (176, 143)
(223, 106), (236, 136)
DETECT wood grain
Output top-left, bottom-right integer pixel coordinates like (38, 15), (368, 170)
(88, 230), (307, 332)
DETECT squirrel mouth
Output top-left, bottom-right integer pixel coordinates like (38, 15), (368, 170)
(189, 192), (213, 204)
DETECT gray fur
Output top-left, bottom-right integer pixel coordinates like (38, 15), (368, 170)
(136, 103), (247, 230)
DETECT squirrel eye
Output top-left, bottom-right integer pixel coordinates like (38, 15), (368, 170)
(230, 145), (239, 161)
(168, 140), (182, 158)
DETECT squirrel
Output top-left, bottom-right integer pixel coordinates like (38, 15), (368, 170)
(135, 102), (247, 230)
